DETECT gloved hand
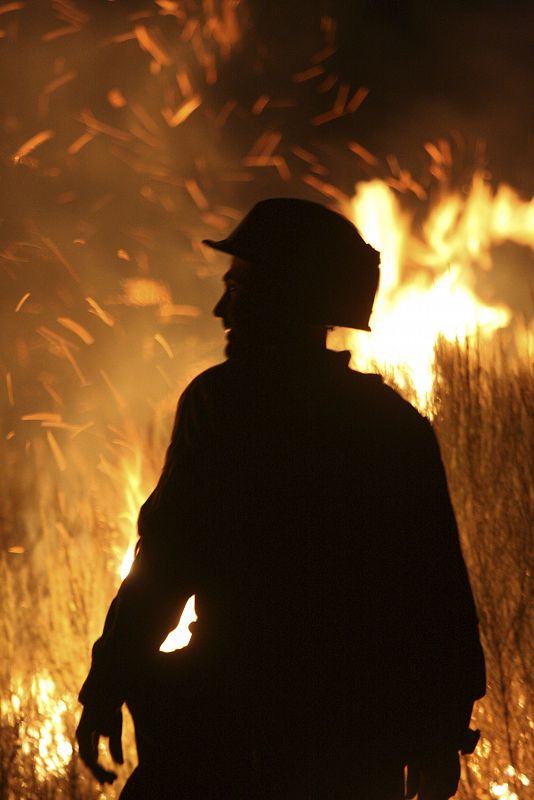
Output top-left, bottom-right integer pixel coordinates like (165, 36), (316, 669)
(405, 749), (461, 800)
(76, 704), (124, 784)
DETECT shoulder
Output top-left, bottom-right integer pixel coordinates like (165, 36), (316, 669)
(174, 361), (241, 427)
(345, 369), (422, 416)
(180, 360), (237, 402)
(345, 369), (435, 442)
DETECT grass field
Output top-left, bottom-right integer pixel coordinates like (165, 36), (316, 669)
(432, 339), (533, 800)
(0, 338), (532, 799)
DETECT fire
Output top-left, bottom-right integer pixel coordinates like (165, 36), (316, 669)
(1, 674), (73, 780)
(30, 674), (73, 776)
(330, 174), (533, 404)
(491, 766), (531, 798)
(160, 595), (198, 652)
(119, 543), (136, 582)
(112, 456), (146, 581)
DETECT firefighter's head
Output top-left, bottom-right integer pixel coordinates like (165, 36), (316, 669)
(205, 197), (380, 352)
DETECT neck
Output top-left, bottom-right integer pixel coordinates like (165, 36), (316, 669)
(225, 324), (329, 359)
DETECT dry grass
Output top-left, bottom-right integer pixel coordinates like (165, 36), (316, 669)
(0, 339), (532, 798)
(0, 417), (171, 798)
(432, 339), (533, 800)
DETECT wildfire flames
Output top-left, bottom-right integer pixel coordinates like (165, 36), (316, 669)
(0, 2), (532, 797)
(343, 175), (531, 402)
(1, 674), (73, 780)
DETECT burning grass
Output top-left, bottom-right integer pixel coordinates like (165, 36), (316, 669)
(0, 434), (158, 798)
(432, 339), (533, 800)
(0, 338), (532, 799)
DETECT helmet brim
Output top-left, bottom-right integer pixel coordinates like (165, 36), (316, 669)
(202, 238), (261, 265)
(202, 238), (233, 254)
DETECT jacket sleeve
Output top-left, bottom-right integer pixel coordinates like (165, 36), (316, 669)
(79, 378), (214, 712)
(403, 416), (486, 756)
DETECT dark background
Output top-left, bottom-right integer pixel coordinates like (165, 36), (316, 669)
(245, 0), (533, 191)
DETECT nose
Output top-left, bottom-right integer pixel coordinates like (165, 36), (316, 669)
(213, 290), (228, 321)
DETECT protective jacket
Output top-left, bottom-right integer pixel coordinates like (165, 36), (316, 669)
(79, 347), (485, 795)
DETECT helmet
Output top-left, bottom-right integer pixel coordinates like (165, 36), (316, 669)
(202, 197), (380, 330)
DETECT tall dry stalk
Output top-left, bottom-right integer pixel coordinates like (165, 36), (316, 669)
(0, 410), (174, 798)
(432, 338), (533, 800)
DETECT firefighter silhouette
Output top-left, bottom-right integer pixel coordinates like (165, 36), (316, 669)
(76, 199), (485, 799)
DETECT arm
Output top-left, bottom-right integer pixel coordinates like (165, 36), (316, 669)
(77, 379), (213, 781)
(417, 420), (485, 725)
(404, 418), (485, 798)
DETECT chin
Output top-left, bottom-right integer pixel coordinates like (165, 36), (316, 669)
(224, 333), (246, 359)
(224, 328), (258, 359)
(224, 329), (239, 358)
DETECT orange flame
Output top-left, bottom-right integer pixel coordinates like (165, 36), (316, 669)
(330, 175), (532, 404)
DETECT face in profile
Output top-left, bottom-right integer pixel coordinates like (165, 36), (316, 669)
(213, 257), (288, 356)
(213, 257), (251, 330)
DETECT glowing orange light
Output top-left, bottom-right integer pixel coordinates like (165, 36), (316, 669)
(329, 175), (532, 404)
